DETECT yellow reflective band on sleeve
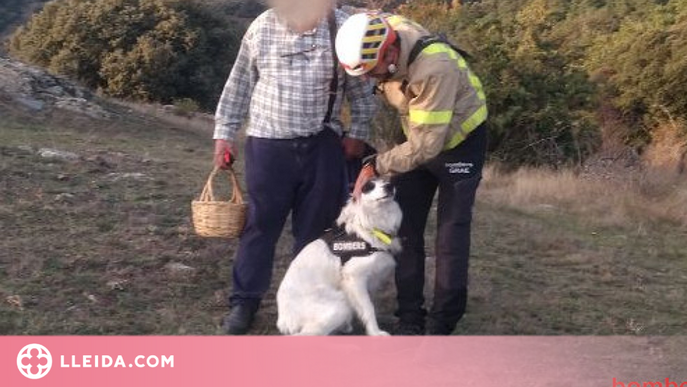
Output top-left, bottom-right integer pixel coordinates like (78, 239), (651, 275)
(409, 110), (454, 125)
(445, 104), (488, 150)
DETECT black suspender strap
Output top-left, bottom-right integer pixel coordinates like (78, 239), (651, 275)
(323, 10), (339, 127)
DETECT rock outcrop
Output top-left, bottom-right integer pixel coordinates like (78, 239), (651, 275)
(0, 56), (113, 119)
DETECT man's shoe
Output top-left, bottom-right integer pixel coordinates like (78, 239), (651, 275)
(393, 321), (425, 336)
(222, 304), (258, 335)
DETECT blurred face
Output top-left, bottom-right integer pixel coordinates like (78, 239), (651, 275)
(268, 0), (333, 32)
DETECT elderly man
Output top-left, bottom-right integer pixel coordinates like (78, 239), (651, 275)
(212, 0), (376, 335)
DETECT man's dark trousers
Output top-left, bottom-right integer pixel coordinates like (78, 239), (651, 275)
(230, 129), (346, 308)
(392, 124), (487, 333)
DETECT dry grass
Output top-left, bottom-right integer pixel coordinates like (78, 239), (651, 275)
(459, 163), (687, 335)
(643, 119), (687, 173)
(110, 99), (215, 135)
(1, 98), (686, 336)
(480, 165), (687, 227)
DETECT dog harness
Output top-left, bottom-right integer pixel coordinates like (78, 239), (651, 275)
(321, 224), (392, 264)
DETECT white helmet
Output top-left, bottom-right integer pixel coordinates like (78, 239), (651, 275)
(335, 13), (398, 77)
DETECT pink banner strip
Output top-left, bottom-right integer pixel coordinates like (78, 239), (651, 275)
(2, 336), (685, 387)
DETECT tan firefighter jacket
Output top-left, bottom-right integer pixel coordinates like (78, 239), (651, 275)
(374, 15), (488, 176)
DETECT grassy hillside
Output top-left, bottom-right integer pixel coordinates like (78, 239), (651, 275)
(1, 97), (685, 336)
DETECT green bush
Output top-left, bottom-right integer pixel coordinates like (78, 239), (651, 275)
(586, 1), (687, 129)
(172, 97), (200, 117)
(390, 0), (687, 166)
(398, 0), (599, 166)
(9, 0), (243, 110)
(8, 0), (687, 166)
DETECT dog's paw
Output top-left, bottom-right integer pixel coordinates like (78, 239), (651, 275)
(369, 330), (390, 336)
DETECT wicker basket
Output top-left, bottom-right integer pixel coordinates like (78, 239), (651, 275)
(192, 166), (247, 238)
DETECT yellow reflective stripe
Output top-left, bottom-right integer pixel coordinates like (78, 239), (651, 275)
(409, 110), (453, 125)
(421, 44), (453, 57)
(446, 132), (466, 150)
(361, 48), (379, 55)
(461, 104), (488, 133)
(469, 74), (486, 101)
(445, 104), (488, 150)
(420, 43), (487, 102)
(457, 57), (468, 69)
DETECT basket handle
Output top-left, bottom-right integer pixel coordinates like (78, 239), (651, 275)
(199, 166), (245, 204)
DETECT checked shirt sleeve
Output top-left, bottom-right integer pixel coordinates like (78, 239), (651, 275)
(344, 75), (377, 140)
(213, 28), (259, 141)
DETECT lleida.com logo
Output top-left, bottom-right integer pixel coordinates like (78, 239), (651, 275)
(17, 343), (174, 380)
(17, 344), (53, 379)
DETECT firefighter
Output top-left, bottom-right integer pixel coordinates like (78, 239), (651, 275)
(336, 12), (488, 335)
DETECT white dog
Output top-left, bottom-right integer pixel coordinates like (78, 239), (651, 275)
(276, 179), (402, 336)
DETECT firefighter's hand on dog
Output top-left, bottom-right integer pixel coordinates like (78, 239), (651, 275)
(353, 163), (377, 200)
(214, 139), (236, 169)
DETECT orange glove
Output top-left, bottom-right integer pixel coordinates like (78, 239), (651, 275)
(352, 162), (377, 201)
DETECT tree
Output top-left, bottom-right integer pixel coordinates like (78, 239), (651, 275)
(399, 0), (599, 166)
(585, 0), (687, 142)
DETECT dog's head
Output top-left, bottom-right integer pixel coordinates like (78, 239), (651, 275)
(359, 178), (396, 206)
(337, 178), (402, 251)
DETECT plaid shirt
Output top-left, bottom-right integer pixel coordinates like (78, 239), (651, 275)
(213, 9), (377, 141)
